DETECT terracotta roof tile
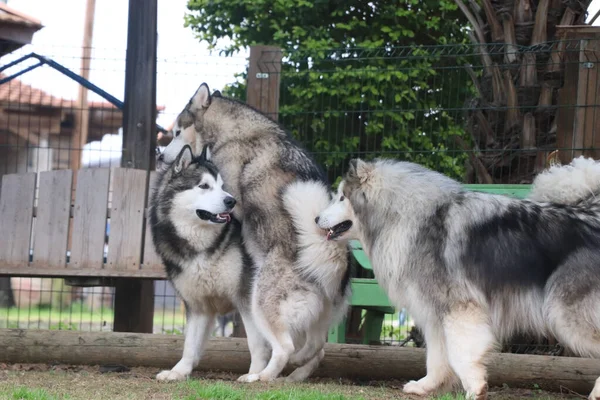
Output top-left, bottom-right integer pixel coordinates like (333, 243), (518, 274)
(0, 3), (43, 29)
(0, 73), (165, 111)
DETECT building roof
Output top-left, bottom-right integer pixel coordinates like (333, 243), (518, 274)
(0, 3), (43, 29)
(0, 73), (165, 111)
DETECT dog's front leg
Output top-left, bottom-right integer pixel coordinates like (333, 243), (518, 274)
(403, 324), (454, 396)
(156, 311), (216, 382)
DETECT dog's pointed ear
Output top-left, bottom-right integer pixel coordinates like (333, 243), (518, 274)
(199, 144), (212, 162)
(212, 90), (222, 98)
(174, 145), (194, 174)
(347, 158), (372, 183)
(190, 83), (212, 110)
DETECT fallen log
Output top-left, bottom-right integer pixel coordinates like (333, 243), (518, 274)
(0, 329), (598, 394)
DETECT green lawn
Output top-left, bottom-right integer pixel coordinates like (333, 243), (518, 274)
(0, 304), (186, 334)
(0, 365), (581, 400)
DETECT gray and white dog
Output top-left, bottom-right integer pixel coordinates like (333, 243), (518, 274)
(316, 156), (600, 400)
(149, 144), (259, 382)
(160, 84), (351, 382)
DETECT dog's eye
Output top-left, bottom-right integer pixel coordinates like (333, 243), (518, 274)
(340, 196), (345, 201)
(175, 129), (181, 137)
(199, 183), (209, 190)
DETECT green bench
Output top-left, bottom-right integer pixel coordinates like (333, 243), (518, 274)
(328, 184), (532, 344)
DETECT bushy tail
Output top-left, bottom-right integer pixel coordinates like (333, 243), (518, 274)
(528, 156), (600, 205)
(282, 181), (349, 300)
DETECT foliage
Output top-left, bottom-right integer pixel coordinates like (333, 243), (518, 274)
(185, 0), (473, 181)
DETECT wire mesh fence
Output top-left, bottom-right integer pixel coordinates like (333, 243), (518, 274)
(1, 37), (599, 351)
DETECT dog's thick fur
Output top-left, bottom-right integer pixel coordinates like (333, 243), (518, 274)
(149, 145), (260, 381)
(160, 84), (351, 382)
(317, 156), (600, 400)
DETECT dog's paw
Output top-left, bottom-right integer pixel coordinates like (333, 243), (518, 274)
(237, 373), (260, 383)
(156, 369), (187, 382)
(403, 380), (429, 396)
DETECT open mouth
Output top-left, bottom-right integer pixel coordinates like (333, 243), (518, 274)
(325, 220), (353, 240)
(196, 210), (232, 224)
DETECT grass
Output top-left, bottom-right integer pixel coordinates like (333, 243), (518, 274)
(0, 365), (581, 400)
(9, 387), (65, 400)
(0, 304), (186, 333)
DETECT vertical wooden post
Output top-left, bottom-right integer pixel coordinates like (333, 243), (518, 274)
(113, 0), (158, 334)
(70, 0), (96, 172)
(555, 26), (600, 165)
(67, 0), (96, 302)
(230, 45), (282, 338)
(246, 45), (283, 121)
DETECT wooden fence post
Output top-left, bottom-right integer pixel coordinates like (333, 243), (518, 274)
(246, 45), (283, 121)
(114, 0), (158, 334)
(230, 45), (282, 338)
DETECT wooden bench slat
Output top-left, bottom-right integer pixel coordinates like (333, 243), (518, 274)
(32, 170), (73, 269)
(142, 171), (163, 271)
(0, 173), (36, 267)
(106, 168), (147, 270)
(70, 168), (110, 270)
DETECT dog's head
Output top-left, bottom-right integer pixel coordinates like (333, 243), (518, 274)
(164, 144), (236, 225)
(316, 180), (358, 241)
(316, 158), (377, 241)
(159, 83), (222, 165)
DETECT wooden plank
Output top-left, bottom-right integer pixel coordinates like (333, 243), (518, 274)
(32, 170), (73, 269)
(580, 39), (600, 159)
(70, 168), (110, 270)
(0, 266), (165, 279)
(571, 39), (590, 160)
(142, 171), (163, 271)
(0, 173), (36, 268)
(0, 330), (598, 394)
(106, 168), (147, 270)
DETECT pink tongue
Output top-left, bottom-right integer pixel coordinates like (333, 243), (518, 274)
(219, 213), (231, 222)
(326, 230), (332, 240)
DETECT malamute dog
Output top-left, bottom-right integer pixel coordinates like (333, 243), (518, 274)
(149, 144), (261, 381)
(316, 156), (600, 400)
(159, 84), (351, 382)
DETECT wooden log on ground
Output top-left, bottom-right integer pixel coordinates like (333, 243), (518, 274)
(0, 329), (598, 394)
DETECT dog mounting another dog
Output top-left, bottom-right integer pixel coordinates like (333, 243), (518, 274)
(156, 83), (351, 383)
(317, 155), (600, 400)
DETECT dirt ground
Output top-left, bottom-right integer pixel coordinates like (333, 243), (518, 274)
(0, 363), (586, 400)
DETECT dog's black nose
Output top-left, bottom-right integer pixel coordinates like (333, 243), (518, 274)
(314, 216), (320, 224)
(224, 196), (236, 209)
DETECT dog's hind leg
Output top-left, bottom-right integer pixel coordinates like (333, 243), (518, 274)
(289, 322), (326, 367)
(239, 329), (295, 383)
(236, 310), (271, 382)
(403, 324), (454, 396)
(545, 292), (600, 400)
(283, 324), (327, 382)
(443, 303), (495, 400)
(284, 348), (325, 382)
(156, 311), (216, 382)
